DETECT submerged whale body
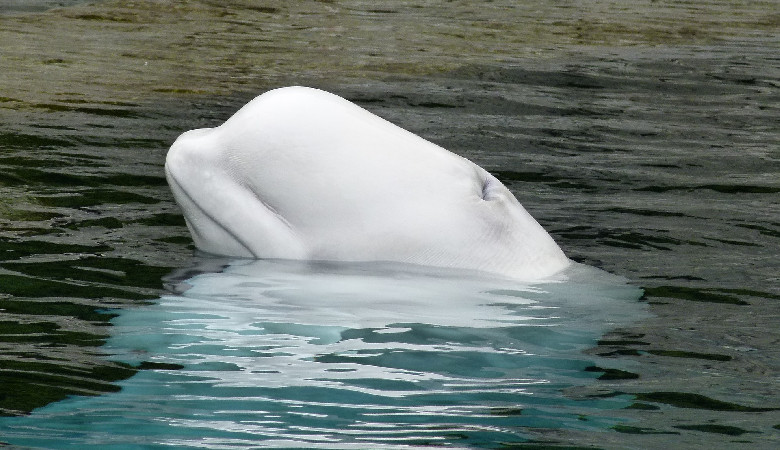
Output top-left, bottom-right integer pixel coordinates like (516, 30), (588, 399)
(165, 86), (570, 280)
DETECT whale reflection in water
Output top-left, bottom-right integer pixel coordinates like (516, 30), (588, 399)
(1, 259), (646, 448)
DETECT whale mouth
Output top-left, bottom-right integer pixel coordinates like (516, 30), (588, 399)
(164, 165), (255, 257)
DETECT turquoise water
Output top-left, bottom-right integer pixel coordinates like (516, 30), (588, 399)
(1, 261), (644, 448)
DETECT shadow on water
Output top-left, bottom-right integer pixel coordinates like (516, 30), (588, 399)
(0, 258), (647, 448)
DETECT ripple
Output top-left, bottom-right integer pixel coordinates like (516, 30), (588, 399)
(0, 259), (645, 447)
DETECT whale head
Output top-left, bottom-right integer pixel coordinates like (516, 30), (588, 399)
(165, 86), (570, 280)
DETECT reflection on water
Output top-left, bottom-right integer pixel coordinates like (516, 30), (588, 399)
(0, 259), (644, 448)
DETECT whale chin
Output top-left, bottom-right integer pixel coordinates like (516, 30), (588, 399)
(165, 86), (570, 280)
(164, 167), (255, 259)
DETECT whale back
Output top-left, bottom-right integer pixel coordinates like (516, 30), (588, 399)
(165, 86), (570, 280)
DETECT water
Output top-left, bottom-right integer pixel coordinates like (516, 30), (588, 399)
(0, 260), (645, 448)
(0, 1), (88, 15)
(1, 1), (778, 448)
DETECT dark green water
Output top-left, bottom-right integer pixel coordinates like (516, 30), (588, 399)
(1, 1), (778, 448)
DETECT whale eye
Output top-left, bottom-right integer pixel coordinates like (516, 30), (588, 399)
(481, 173), (497, 200)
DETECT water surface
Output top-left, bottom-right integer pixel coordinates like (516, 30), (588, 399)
(1, 260), (647, 448)
(0, 0), (778, 448)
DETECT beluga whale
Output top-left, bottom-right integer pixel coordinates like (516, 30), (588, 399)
(165, 86), (570, 280)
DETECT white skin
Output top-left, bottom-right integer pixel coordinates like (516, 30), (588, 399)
(165, 86), (570, 280)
